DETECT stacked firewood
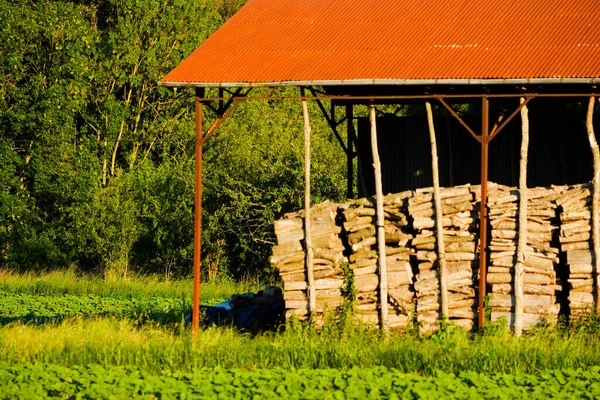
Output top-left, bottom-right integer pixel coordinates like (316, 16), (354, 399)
(270, 182), (600, 331)
(270, 200), (346, 323)
(488, 185), (561, 329)
(408, 185), (479, 334)
(557, 184), (594, 318)
(340, 192), (415, 330)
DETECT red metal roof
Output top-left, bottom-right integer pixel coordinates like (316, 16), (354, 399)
(160, 0), (600, 87)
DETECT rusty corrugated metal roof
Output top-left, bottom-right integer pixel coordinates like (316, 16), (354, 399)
(160, 0), (600, 87)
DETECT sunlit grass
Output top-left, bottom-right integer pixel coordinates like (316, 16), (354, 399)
(1, 316), (600, 375)
(0, 269), (260, 304)
(1, 271), (600, 376)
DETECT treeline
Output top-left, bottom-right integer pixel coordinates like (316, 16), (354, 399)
(0, 0), (346, 280)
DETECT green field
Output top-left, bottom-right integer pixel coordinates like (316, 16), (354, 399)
(2, 364), (599, 399)
(2, 271), (600, 398)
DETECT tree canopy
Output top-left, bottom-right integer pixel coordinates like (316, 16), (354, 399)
(0, 0), (347, 280)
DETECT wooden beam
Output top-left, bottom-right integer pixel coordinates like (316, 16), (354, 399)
(201, 88), (249, 143)
(488, 96), (534, 142)
(369, 103), (388, 334)
(301, 90), (316, 318)
(310, 88), (348, 153)
(335, 115), (348, 127)
(220, 88), (244, 115)
(514, 97), (530, 336)
(586, 96), (600, 312)
(202, 99), (244, 143)
(425, 101), (449, 319)
(436, 97), (481, 143)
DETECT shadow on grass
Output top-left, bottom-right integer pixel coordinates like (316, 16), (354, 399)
(0, 309), (187, 327)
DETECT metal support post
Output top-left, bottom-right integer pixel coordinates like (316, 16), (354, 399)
(192, 88), (205, 336)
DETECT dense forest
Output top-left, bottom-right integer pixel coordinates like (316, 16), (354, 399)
(0, 0), (347, 280)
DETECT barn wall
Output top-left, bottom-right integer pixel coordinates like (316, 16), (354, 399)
(356, 102), (597, 196)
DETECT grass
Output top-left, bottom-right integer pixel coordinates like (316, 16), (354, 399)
(1, 270), (600, 377)
(2, 315), (600, 375)
(0, 269), (260, 304)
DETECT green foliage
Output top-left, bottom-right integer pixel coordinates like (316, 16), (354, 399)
(0, 290), (187, 325)
(128, 159), (196, 278)
(1, 363), (600, 399)
(2, 303), (600, 376)
(202, 94), (346, 279)
(0, 269), (259, 303)
(0, 0), (345, 279)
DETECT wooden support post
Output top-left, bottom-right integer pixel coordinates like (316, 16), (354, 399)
(514, 97), (529, 336)
(192, 88), (205, 336)
(346, 104), (355, 199)
(586, 96), (600, 311)
(369, 103), (388, 334)
(478, 96), (490, 329)
(302, 92), (316, 318)
(425, 101), (448, 318)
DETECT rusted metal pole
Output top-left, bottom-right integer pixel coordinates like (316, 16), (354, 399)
(346, 104), (354, 199)
(478, 96), (490, 329)
(198, 92), (600, 103)
(192, 88), (204, 336)
(370, 103), (389, 334)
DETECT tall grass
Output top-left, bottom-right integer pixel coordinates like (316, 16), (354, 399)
(0, 269), (260, 303)
(1, 316), (600, 375)
(2, 271), (600, 376)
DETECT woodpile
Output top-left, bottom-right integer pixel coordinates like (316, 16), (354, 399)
(270, 181), (599, 333)
(408, 185), (480, 334)
(271, 200), (346, 324)
(488, 185), (561, 329)
(340, 191), (415, 330)
(557, 184), (595, 318)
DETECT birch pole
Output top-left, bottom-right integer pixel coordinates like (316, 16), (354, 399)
(586, 96), (600, 311)
(302, 96), (316, 318)
(514, 97), (529, 336)
(369, 104), (388, 334)
(425, 101), (448, 318)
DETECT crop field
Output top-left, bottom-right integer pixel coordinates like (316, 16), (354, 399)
(0, 291), (186, 325)
(2, 364), (600, 399)
(2, 271), (600, 398)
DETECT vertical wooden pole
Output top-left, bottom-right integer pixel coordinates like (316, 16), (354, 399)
(586, 96), (600, 312)
(515, 97), (529, 336)
(369, 103), (388, 334)
(346, 104), (355, 199)
(425, 101), (448, 318)
(301, 90), (316, 318)
(478, 96), (490, 329)
(192, 88), (205, 336)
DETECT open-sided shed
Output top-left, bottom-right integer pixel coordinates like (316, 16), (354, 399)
(160, 0), (600, 335)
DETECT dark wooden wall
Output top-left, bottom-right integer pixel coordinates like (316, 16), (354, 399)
(357, 101), (597, 196)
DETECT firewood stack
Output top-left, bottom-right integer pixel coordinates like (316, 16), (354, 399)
(557, 183), (595, 318)
(340, 191), (415, 330)
(408, 185), (479, 334)
(271, 200), (346, 324)
(488, 185), (561, 329)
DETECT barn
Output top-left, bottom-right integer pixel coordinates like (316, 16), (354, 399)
(160, 0), (600, 334)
